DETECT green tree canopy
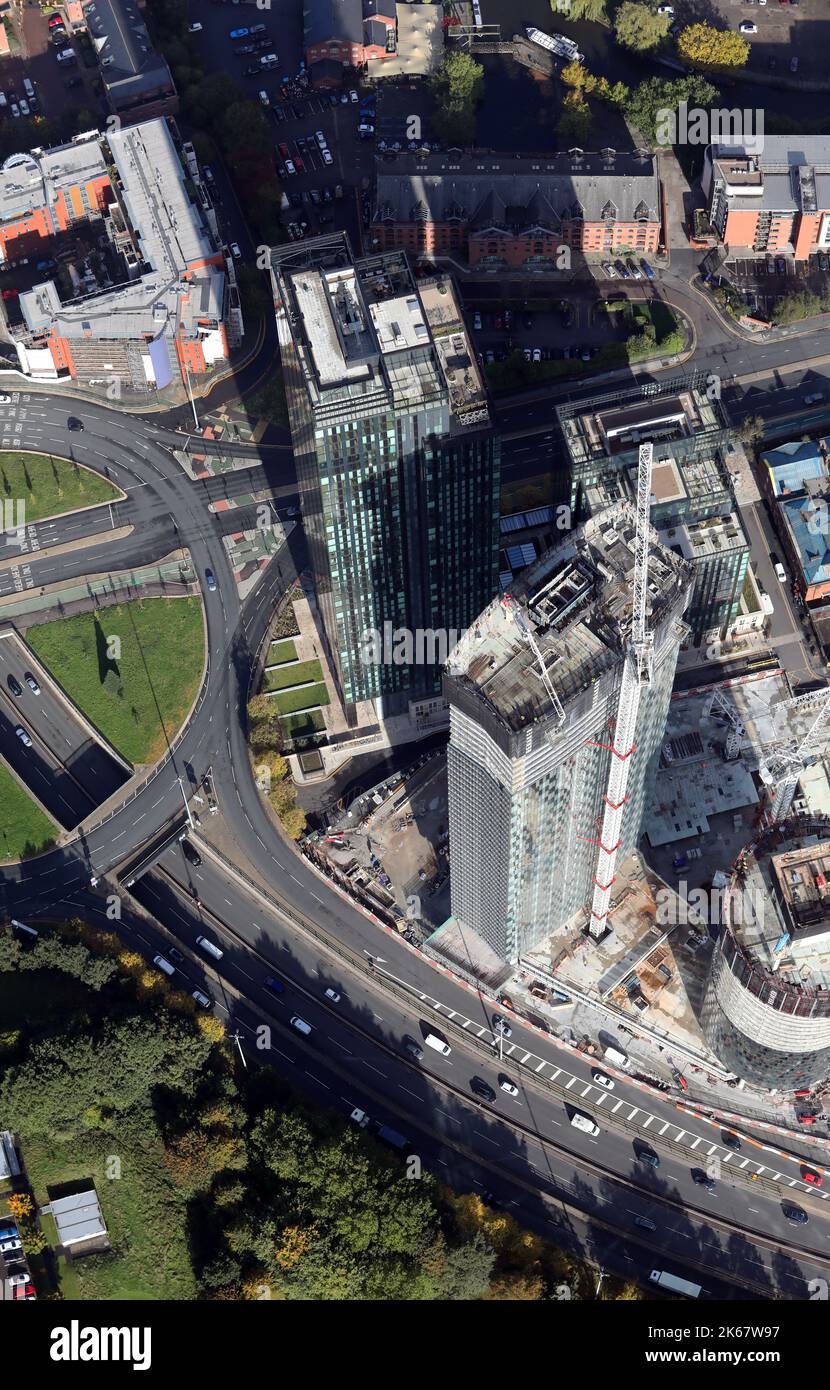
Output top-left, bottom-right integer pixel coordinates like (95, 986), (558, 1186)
(615, 2), (671, 52)
(428, 51), (484, 145)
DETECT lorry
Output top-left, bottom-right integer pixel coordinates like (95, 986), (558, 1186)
(374, 1123), (409, 1151)
(649, 1269), (702, 1299)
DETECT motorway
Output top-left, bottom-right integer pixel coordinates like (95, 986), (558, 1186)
(1, 307), (830, 1295)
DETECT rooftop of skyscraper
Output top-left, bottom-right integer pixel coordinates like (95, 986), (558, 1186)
(446, 501), (690, 733)
(724, 836), (830, 998)
(271, 235), (489, 428)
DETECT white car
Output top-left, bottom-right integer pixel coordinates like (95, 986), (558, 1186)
(322, 149), (333, 165)
(657, 3), (673, 12)
(604, 262), (617, 278)
(188, 21), (202, 32)
(349, 89), (358, 102)
(499, 1078), (519, 1096)
(592, 1070), (615, 1090)
(14, 726), (32, 747)
(739, 21), (757, 33)
(284, 159), (296, 175)
(315, 130), (327, 148)
(324, 986), (341, 1003)
(10, 103), (18, 117)
(230, 242), (241, 259)
(0, 393), (10, 403)
(19, 98), (29, 116)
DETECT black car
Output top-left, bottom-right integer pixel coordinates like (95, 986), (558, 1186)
(691, 1168), (716, 1192)
(168, 946), (185, 964)
(181, 839), (202, 867)
(782, 1205), (808, 1225)
(635, 1144), (660, 1169)
(6, 675), (22, 697)
(470, 1077), (497, 1103)
(67, 416), (84, 431)
(721, 1131), (741, 1151)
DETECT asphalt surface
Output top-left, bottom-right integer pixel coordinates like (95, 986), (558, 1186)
(2, 288), (830, 1294)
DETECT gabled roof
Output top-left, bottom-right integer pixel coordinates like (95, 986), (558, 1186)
(304, 0), (363, 48)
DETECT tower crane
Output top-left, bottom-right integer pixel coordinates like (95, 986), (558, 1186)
(704, 687), (746, 761)
(588, 442), (654, 939)
(759, 688), (830, 822)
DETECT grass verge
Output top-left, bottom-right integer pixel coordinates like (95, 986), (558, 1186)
(26, 598), (204, 766)
(0, 452), (120, 524)
(0, 763), (57, 861)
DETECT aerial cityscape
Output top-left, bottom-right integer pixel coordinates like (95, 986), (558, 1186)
(1, 0), (830, 1332)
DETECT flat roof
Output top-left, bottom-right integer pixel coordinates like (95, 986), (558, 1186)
(50, 1188), (107, 1245)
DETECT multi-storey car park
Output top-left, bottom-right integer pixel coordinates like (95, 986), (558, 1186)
(442, 502), (693, 965)
(270, 232), (500, 722)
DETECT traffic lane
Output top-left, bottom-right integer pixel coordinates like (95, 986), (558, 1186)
(137, 848), (830, 1250)
(0, 692), (93, 829)
(0, 639), (129, 804)
(106, 873), (830, 1293)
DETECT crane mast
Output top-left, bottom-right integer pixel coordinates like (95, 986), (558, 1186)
(761, 689), (830, 822)
(588, 443), (654, 938)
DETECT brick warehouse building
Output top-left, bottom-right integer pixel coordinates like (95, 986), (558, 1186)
(702, 137), (830, 257)
(2, 121), (232, 392)
(305, 0), (396, 86)
(371, 151), (661, 269)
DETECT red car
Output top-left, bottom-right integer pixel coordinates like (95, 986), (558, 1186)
(47, 13), (65, 27)
(278, 142), (290, 157)
(294, 156), (304, 172)
(802, 1168), (822, 1186)
(12, 1282), (35, 1300)
(494, 314), (503, 330)
(1, 288), (18, 300)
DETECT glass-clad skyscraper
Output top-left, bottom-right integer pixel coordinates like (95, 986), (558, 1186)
(444, 504), (693, 963)
(271, 234), (500, 719)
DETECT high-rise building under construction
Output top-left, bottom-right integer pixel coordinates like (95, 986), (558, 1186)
(444, 501), (694, 963)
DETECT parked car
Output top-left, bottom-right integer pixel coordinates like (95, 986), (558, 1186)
(322, 149), (333, 165)
(739, 20), (757, 32)
(188, 21), (203, 32)
(604, 262), (618, 278)
(473, 310), (482, 330)
(640, 259), (655, 280)
(284, 159), (296, 175)
(229, 27), (250, 39)
(229, 243), (242, 259)
(493, 1015), (512, 1038)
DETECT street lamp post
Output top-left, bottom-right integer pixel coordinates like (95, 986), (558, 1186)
(178, 776), (195, 831)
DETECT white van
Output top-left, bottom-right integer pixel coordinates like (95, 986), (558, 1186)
(602, 1045), (630, 1069)
(570, 1111), (600, 1136)
(22, 78), (34, 100)
(290, 1015), (312, 1036)
(424, 1032), (451, 1056)
(153, 954), (175, 976)
(196, 935), (223, 960)
(11, 919), (37, 940)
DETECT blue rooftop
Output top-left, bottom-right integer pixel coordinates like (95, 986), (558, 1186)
(780, 492), (830, 587)
(763, 438), (828, 497)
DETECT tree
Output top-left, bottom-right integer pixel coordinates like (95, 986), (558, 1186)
(281, 805), (307, 840)
(737, 415), (765, 450)
(622, 74), (718, 145)
(615, 2), (670, 52)
(557, 91), (592, 144)
(555, 0), (607, 19)
(428, 51), (483, 145)
(677, 23), (750, 71)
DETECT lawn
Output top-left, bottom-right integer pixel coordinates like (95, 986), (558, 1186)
(268, 638), (298, 664)
(0, 763), (57, 861)
(27, 598), (205, 766)
(280, 710), (326, 739)
(270, 682), (330, 715)
(0, 452), (120, 524)
(263, 658), (324, 692)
